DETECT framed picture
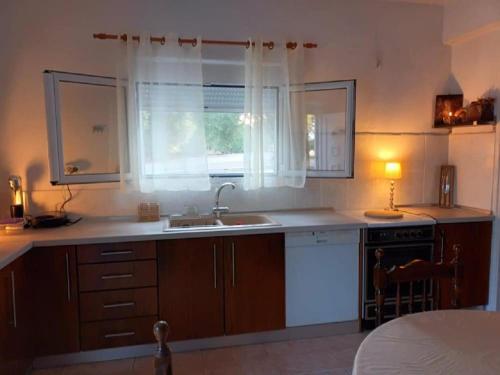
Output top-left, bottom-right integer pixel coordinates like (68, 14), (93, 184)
(434, 94), (464, 127)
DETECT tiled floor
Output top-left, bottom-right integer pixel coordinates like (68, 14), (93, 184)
(31, 333), (367, 375)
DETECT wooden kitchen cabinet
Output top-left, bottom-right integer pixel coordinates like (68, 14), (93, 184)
(0, 256), (32, 375)
(158, 237), (225, 341)
(28, 246), (80, 356)
(435, 221), (492, 308)
(224, 233), (285, 335)
(158, 233), (285, 340)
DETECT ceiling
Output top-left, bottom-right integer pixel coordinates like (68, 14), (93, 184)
(383, 0), (447, 5)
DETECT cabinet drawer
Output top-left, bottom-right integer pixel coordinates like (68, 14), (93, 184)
(77, 241), (156, 264)
(80, 316), (157, 350)
(80, 287), (158, 322)
(78, 261), (157, 292)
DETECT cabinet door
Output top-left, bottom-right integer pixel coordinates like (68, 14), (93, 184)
(158, 238), (224, 341)
(28, 246), (80, 355)
(224, 234), (285, 335)
(0, 257), (32, 375)
(435, 221), (492, 308)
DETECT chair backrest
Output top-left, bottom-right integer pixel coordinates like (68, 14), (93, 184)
(153, 321), (173, 375)
(373, 244), (462, 327)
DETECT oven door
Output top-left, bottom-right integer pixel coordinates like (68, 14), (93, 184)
(363, 242), (434, 320)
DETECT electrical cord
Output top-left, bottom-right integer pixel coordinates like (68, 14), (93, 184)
(59, 184), (73, 214)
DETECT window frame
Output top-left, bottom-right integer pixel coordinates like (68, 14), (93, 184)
(292, 79), (356, 179)
(43, 70), (121, 185)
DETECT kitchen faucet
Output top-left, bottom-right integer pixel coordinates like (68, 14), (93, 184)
(213, 182), (236, 218)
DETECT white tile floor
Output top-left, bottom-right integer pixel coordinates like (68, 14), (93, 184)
(31, 333), (367, 375)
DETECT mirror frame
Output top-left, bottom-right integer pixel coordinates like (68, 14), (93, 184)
(291, 79), (356, 178)
(43, 70), (120, 185)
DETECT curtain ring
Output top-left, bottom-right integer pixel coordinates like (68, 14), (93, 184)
(288, 42), (297, 50)
(192, 39), (197, 47)
(178, 37), (183, 47)
(246, 40), (251, 49)
(120, 33), (128, 42)
(160, 36), (166, 45)
(267, 41), (274, 50)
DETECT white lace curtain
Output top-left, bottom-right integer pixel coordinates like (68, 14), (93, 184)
(117, 34), (306, 192)
(243, 39), (306, 189)
(117, 33), (210, 192)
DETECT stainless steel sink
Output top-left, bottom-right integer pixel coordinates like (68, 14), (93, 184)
(218, 214), (279, 227)
(163, 214), (280, 231)
(164, 215), (222, 230)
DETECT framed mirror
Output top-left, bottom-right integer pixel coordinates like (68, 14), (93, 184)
(43, 71), (122, 184)
(291, 80), (356, 178)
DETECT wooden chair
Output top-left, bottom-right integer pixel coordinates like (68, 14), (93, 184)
(153, 321), (173, 375)
(373, 244), (462, 327)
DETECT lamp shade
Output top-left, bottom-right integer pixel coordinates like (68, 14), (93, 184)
(385, 162), (402, 180)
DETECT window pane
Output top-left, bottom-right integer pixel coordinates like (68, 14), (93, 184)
(304, 89), (347, 172)
(205, 112), (244, 174)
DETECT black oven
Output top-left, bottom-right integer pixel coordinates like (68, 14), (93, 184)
(362, 225), (435, 328)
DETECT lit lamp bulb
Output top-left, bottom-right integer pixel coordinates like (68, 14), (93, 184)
(384, 162), (402, 211)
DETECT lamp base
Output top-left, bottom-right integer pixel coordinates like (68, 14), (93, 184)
(364, 209), (403, 219)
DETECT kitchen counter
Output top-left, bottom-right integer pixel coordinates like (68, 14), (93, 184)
(341, 210), (435, 228)
(0, 209), (366, 270)
(398, 205), (494, 224)
(0, 205), (494, 270)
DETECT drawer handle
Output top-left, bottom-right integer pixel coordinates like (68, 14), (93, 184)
(103, 301), (136, 309)
(101, 273), (134, 280)
(100, 250), (134, 256)
(104, 331), (136, 339)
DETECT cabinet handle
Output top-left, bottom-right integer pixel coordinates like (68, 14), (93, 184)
(231, 242), (236, 287)
(104, 331), (135, 339)
(100, 250), (133, 256)
(101, 273), (134, 280)
(213, 243), (217, 289)
(65, 252), (71, 302)
(440, 229), (445, 262)
(103, 301), (136, 309)
(10, 271), (17, 328)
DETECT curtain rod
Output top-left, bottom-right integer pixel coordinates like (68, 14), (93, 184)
(93, 33), (318, 49)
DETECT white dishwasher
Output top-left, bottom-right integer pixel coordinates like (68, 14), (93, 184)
(285, 230), (359, 327)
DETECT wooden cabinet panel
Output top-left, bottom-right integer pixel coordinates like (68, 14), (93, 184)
(158, 237), (224, 341)
(224, 233), (285, 335)
(77, 241), (156, 264)
(80, 287), (158, 322)
(0, 257), (32, 375)
(80, 316), (157, 350)
(78, 260), (157, 291)
(435, 221), (492, 308)
(28, 246), (80, 356)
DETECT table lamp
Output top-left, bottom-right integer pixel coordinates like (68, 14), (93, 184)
(385, 161), (402, 211)
(364, 161), (403, 219)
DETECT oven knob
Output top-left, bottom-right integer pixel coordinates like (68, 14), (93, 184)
(396, 232), (402, 239)
(403, 232), (409, 238)
(410, 231), (416, 237)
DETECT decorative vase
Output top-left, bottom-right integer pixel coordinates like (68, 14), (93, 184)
(468, 101), (481, 123)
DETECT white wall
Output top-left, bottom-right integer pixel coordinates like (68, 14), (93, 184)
(444, 1), (500, 310)
(0, 0), (450, 217)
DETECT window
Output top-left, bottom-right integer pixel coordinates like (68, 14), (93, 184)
(292, 80), (356, 178)
(203, 85), (278, 176)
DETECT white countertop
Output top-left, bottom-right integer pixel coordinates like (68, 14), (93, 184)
(341, 210), (435, 228)
(0, 206), (494, 270)
(0, 209), (365, 270)
(398, 205), (493, 224)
